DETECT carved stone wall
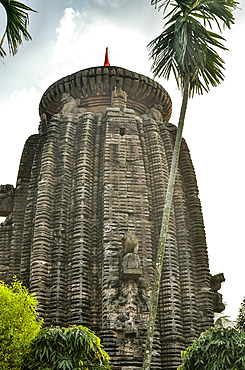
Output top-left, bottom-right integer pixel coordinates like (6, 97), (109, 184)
(0, 66), (222, 369)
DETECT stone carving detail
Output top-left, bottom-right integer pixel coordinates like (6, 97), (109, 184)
(39, 67), (172, 121)
(122, 231), (138, 254)
(38, 113), (48, 134)
(0, 184), (14, 217)
(115, 279), (149, 360)
(59, 93), (86, 115)
(145, 104), (163, 122)
(121, 231), (142, 280)
(0, 184), (14, 196)
(211, 273), (225, 313)
(109, 232), (148, 359)
(124, 303), (137, 335)
(213, 292), (225, 313)
(111, 87), (127, 109)
(211, 273), (225, 292)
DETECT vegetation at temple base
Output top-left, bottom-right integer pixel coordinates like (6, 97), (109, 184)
(0, 0), (36, 58)
(21, 326), (111, 370)
(143, 0), (238, 368)
(0, 278), (110, 369)
(0, 277), (42, 370)
(236, 297), (245, 332)
(178, 326), (245, 369)
(178, 297), (245, 369)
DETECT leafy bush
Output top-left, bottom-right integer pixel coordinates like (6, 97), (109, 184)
(0, 277), (42, 369)
(21, 326), (111, 370)
(178, 326), (245, 370)
(236, 297), (245, 332)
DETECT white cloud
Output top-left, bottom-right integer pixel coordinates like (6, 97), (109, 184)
(48, 7), (153, 80)
(0, 87), (40, 184)
(54, 8), (86, 59)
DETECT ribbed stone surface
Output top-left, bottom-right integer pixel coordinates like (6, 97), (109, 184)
(0, 66), (216, 369)
(39, 66), (172, 122)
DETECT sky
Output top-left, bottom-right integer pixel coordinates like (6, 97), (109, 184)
(0, 0), (244, 322)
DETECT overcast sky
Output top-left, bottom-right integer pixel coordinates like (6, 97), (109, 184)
(0, 0), (244, 321)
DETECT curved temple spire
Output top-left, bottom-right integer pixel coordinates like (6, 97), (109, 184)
(0, 66), (222, 369)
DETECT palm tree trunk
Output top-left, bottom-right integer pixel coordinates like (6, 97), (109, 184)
(143, 75), (190, 370)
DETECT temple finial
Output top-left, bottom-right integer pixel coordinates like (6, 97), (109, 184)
(104, 47), (110, 66)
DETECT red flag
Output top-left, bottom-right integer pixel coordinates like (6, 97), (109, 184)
(104, 47), (110, 66)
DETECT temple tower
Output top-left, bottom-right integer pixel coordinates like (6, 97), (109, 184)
(0, 66), (224, 369)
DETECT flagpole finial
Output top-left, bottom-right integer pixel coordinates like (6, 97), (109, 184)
(104, 47), (110, 66)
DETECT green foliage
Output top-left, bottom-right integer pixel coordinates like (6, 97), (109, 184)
(148, 0), (238, 95)
(0, 0), (36, 57)
(0, 277), (42, 369)
(178, 326), (245, 370)
(236, 297), (245, 332)
(214, 314), (234, 328)
(21, 326), (111, 370)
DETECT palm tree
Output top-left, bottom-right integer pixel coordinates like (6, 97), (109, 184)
(0, 0), (36, 58)
(143, 0), (238, 369)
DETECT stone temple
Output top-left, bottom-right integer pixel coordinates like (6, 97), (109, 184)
(0, 66), (224, 369)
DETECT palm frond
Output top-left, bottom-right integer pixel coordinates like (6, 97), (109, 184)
(0, 33), (7, 57)
(148, 0), (238, 96)
(194, 0), (239, 29)
(0, 0), (36, 56)
(151, 0), (171, 12)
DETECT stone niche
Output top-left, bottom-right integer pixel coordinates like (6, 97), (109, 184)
(0, 66), (224, 370)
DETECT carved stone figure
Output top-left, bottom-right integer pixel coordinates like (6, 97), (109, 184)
(122, 231), (142, 280)
(147, 104), (163, 122)
(122, 231), (138, 254)
(116, 282), (142, 336)
(124, 303), (137, 335)
(59, 93), (86, 115)
(111, 87), (127, 109)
